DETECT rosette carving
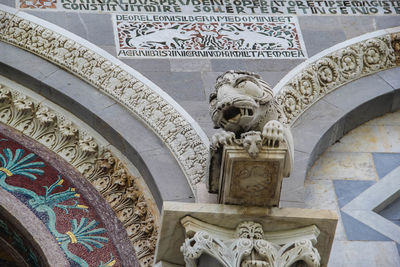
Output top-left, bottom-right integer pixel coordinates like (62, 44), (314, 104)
(275, 33), (399, 125)
(361, 37), (393, 72)
(314, 58), (340, 91)
(275, 86), (302, 123)
(336, 46), (363, 80)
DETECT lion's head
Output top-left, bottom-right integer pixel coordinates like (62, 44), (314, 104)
(209, 70), (274, 135)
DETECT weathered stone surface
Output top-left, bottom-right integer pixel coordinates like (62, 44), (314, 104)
(308, 152), (378, 181)
(155, 202), (337, 267)
(328, 125), (400, 153)
(181, 217), (321, 267)
(218, 145), (288, 207)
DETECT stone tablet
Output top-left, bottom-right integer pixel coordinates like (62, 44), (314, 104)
(113, 14), (306, 59)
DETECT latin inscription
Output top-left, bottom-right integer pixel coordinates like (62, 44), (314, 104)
(113, 14), (307, 58)
(18, 0), (400, 15)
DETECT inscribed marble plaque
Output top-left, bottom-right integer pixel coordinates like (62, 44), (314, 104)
(113, 14), (307, 59)
(17, 0), (400, 16)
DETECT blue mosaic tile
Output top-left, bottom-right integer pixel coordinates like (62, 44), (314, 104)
(340, 212), (391, 241)
(372, 153), (400, 179)
(333, 180), (375, 208)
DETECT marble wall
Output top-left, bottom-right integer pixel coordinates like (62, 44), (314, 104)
(305, 110), (400, 266)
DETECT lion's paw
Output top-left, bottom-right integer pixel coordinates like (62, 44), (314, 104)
(211, 131), (235, 150)
(262, 120), (283, 147)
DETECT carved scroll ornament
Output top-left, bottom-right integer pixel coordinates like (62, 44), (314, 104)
(180, 217), (321, 267)
(0, 81), (158, 266)
(0, 6), (209, 193)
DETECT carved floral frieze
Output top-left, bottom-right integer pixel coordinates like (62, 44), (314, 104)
(275, 32), (400, 125)
(0, 81), (158, 266)
(0, 7), (209, 192)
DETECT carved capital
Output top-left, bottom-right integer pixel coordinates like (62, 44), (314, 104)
(180, 216), (321, 267)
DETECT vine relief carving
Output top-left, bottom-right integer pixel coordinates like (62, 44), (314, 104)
(0, 81), (158, 266)
(274, 32), (400, 125)
(0, 7), (209, 192)
(181, 219), (321, 267)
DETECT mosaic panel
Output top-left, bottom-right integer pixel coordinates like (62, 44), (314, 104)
(18, 0), (56, 9)
(0, 133), (120, 267)
(113, 14), (306, 58)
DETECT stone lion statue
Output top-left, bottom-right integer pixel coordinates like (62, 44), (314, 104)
(208, 71), (293, 191)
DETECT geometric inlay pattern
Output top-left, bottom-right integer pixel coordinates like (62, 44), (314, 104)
(342, 165), (400, 243)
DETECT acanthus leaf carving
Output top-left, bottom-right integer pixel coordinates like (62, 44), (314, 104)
(87, 146), (158, 266)
(181, 219), (321, 267)
(0, 81), (159, 266)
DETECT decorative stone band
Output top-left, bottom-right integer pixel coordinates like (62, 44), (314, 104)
(0, 79), (159, 267)
(0, 5), (210, 194)
(273, 27), (400, 125)
(180, 216), (321, 267)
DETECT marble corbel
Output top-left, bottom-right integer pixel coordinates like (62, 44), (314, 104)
(208, 71), (294, 207)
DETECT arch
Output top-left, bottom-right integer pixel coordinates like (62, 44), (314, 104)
(0, 4), (209, 197)
(272, 27), (400, 206)
(0, 187), (69, 266)
(273, 26), (400, 125)
(281, 69), (400, 206)
(0, 75), (159, 266)
(0, 125), (139, 266)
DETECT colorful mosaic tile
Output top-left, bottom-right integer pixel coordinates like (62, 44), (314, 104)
(19, 0), (56, 9)
(0, 134), (120, 267)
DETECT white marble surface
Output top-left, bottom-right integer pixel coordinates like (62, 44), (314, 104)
(328, 241), (400, 267)
(328, 125), (400, 153)
(364, 110), (400, 126)
(305, 180), (338, 210)
(308, 152), (378, 181)
(306, 111), (400, 266)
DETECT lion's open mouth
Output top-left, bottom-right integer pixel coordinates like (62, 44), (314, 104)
(223, 107), (254, 124)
